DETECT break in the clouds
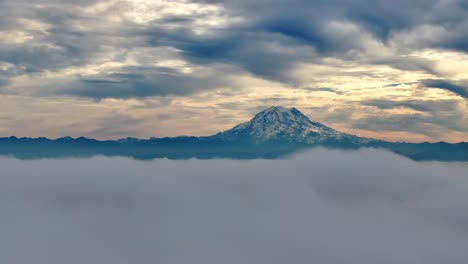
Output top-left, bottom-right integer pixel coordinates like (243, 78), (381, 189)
(1, 149), (468, 264)
(0, 0), (467, 141)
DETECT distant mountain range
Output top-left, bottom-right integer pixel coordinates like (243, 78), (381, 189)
(1, 106), (467, 161)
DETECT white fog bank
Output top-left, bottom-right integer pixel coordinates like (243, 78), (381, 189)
(1, 148), (467, 264)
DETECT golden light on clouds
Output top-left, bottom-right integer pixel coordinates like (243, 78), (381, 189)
(0, 0), (466, 142)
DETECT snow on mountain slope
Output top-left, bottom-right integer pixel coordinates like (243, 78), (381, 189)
(212, 106), (364, 144)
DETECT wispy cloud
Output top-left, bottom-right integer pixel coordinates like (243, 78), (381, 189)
(421, 79), (468, 98)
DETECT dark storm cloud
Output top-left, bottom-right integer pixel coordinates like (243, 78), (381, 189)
(1, 149), (468, 264)
(0, 0), (467, 98)
(141, 24), (317, 80)
(194, 0), (467, 48)
(0, 1), (105, 72)
(421, 79), (468, 98)
(51, 67), (227, 99)
(169, 0), (468, 86)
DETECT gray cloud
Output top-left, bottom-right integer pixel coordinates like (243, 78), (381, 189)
(357, 99), (468, 137)
(304, 87), (344, 95)
(421, 79), (468, 98)
(363, 99), (461, 113)
(353, 114), (464, 138)
(142, 25), (319, 81)
(1, 149), (468, 264)
(194, 0), (467, 50)
(51, 67), (228, 99)
(0, 0), (467, 99)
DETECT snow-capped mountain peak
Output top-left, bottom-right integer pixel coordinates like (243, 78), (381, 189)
(212, 106), (352, 143)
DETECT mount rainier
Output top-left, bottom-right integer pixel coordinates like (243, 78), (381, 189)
(0, 106), (466, 161)
(211, 106), (368, 144)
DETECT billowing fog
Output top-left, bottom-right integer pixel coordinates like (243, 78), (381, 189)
(1, 148), (467, 264)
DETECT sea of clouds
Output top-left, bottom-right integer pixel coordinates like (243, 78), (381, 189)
(1, 148), (467, 264)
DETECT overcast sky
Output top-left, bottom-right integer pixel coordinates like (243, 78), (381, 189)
(0, 0), (467, 141)
(1, 149), (468, 264)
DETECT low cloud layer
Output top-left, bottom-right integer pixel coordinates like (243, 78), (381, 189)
(1, 149), (467, 264)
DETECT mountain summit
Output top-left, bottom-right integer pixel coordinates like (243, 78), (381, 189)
(0, 106), (466, 161)
(212, 106), (358, 144)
